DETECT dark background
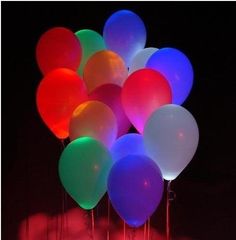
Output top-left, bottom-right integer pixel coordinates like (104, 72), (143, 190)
(2, 2), (236, 240)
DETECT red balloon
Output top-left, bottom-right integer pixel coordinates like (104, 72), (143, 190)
(122, 68), (172, 133)
(36, 27), (82, 75)
(89, 84), (131, 137)
(36, 68), (87, 139)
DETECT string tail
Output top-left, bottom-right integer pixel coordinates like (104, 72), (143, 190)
(107, 197), (110, 240)
(144, 222), (146, 240)
(123, 220), (126, 240)
(147, 218), (150, 240)
(91, 209), (95, 240)
(166, 180), (172, 240)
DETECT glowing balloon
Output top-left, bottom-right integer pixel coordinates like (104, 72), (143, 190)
(36, 68), (87, 139)
(59, 137), (113, 210)
(146, 47), (194, 105)
(144, 104), (199, 180)
(75, 29), (106, 76)
(83, 50), (128, 93)
(36, 27), (82, 75)
(89, 84), (131, 137)
(103, 10), (146, 67)
(122, 68), (172, 133)
(69, 100), (117, 148)
(111, 133), (146, 161)
(129, 47), (158, 74)
(108, 155), (164, 227)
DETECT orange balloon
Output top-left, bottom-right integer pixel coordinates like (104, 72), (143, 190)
(83, 50), (128, 93)
(69, 101), (118, 148)
(36, 68), (87, 139)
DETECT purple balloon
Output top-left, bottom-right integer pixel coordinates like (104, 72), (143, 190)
(108, 154), (164, 227)
(89, 84), (131, 137)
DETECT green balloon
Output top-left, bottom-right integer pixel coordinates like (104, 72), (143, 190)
(75, 29), (106, 76)
(59, 137), (113, 210)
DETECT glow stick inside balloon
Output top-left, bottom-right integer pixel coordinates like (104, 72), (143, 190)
(108, 155), (164, 227)
(146, 47), (194, 105)
(144, 104), (199, 180)
(103, 10), (146, 67)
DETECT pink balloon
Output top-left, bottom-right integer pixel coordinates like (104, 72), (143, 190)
(89, 84), (131, 136)
(122, 68), (172, 133)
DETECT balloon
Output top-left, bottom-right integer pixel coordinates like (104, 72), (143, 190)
(122, 68), (172, 133)
(143, 104), (199, 180)
(129, 47), (158, 74)
(89, 84), (131, 137)
(75, 29), (106, 76)
(36, 27), (82, 75)
(59, 137), (113, 210)
(103, 10), (146, 67)
(146, 47), (194, 105)
(111, 133), (146, 161)
(108, 155), (164, 227)
(83, 50), (128, 93)
(69, 100), (117, 148)
(36, 68), (87, 139)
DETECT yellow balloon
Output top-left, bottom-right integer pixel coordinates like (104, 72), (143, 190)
(83, 50), (128, 93)
(69, 100), (118, 148)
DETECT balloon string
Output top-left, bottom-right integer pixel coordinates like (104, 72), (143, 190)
(26, 213), (29, 240)
(166, 180), (172, 240)
(61, 139), (65, 149)
(59, 140), (65, 240)
(132, 228), (136, 240)
(147, 217), (151, 240)
(64, 191), (68, 236)
(107, 196), (110, 240)
(60, 188), (65, 240)
(56, 215), (59, 240)
(46, 215), (49, 240)
(91, 209), (95, 240)
(144, 222), (146, 240)
(123, 220), (126, 240)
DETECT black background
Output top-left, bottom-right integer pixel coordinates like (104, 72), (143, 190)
(2, 2), (236, 240)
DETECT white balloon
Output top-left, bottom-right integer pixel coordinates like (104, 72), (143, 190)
(143, 104), (199, 180)
(129, 47), (158, 74)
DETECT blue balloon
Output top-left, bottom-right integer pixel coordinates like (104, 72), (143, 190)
(111, 133), (146, 161)
(146, 47), (194, 105)
(108, 155), (164, 227)
(103, 10), (146, 67)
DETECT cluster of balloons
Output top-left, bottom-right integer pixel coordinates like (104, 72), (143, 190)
(36, 10), (199, 228)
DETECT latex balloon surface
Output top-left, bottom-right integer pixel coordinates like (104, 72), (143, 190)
(103, 10), (146, 67)
(83, 50), (128, 93)
(146, 47), (193, 105)
(75, 29), (106, 76)
(59, 137), (113, 210)
(89, 84), (131, 136)
(108, 155), (164, 227)
(144, 104), (199, 180)
(111, 133), (146, 161)
(69, 100), (117, 148)
(36, 68), (87, 139)
(36, 27), (82, 75)
(122, 68), (172, 133)
(129, 47), (158, 74)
